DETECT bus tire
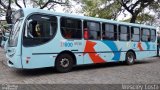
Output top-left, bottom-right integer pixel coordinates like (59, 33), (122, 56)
(55, 53), (74, 73)
(125, 51), (135, 65)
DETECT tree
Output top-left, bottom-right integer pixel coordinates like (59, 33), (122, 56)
(0, 0), (14, 24)
(31, 0), (69, 9)
(0, 0), (69, 24)
(79, 0), (121, 20)
(122, 13), (155, 24)
(118, 0), (159, 23)
(78, 0), (160, 24)
(120, 0), (160, 25)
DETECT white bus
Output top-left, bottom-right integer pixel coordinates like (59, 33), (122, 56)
(5, 8), (157, 73)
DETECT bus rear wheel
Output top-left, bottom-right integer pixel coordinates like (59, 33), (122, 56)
(125, 51), (135, 65)
(55, 53), (74, 73)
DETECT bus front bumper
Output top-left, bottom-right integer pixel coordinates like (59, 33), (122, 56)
(5, 54), (22, 69)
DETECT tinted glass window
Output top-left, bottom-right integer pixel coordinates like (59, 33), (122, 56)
(131, 27), (140, 42)
(102, 23), (117, 40)
(9, 19), (23, 47)
(120, 26), (128, 33)
(119, 25), (130, 41)
(151, 29), (156, 42)
(88, 22), (100, 31)
(151, 29), (156, 35)
(61, 17), (82, 39)
(132, 27), (140, 34)
(141, 28), (150, 42)
(105, 24), (114, 32)
(83, 21), (101, 40)
(23, 14), (57, 46)
(142, 28), (150, 35)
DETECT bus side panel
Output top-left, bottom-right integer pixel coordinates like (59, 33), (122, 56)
(82, 39), (157, 65)
(60, 39), (84, 65)
(21, 31), (62, 69)
(136, 41), (157, 60)
(83, 40), (123, 64)
(21, 46), (57, 69)
(83, 40), (107, 64)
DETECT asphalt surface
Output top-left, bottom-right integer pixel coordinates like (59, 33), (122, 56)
(0, 48), (160, 84)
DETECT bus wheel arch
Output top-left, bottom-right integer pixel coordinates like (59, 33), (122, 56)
(55, 50), (76, 73)
(125, 50), (136, 65)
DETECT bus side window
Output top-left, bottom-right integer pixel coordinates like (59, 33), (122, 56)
(141, 28), (150, 42)
(131, 27), (140, 42)
(61, 17), (82, 39)
(119, 25), (130, 41)
(35, 23), (41, 37)
(23, 14), (57, 46)
(83, 21), (101, 40)
(150, 29), (156, 42)
(64, 29), (72, 38)
(102, 23), (117, 40)
(27, 21), (42, 38)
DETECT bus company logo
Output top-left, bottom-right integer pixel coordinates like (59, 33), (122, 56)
(74, 42), (82, 46)
(61, 42), (73, 47)
(61, 41), (82, 47)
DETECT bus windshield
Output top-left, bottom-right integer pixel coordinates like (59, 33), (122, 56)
(8, 19), (23, 47)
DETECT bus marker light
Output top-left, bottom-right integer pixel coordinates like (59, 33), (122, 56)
(26, 57), (30, 64)
(26, 57), (31, 59)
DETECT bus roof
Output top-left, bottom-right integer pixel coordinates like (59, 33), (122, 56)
(22, 8), (156, 29)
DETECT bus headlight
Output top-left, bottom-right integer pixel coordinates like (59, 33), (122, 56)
(7, 49), (16, 57)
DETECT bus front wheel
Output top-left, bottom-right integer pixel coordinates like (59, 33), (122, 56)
(55, 53), (74, 73)
(125, 51), (135, 65)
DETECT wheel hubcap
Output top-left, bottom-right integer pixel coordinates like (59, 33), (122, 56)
(128, 54), (134, 63)
(60, 58), (69, 68)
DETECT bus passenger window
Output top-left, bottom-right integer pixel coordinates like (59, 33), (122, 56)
(131, 27), (140, 42)
(35, 23), (41, 37)
(64, 29), (72, 38)
(141, 28), (150, 42)
(102, 23), (117, 40)
(83, 21), (101, 40)
(150, 29), (156, 42)
(119, 25), (130, 41)
(23, 14), (57, 47)
(61, 17), (82, 39)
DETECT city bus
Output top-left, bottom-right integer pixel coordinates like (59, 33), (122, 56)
(5, 8), (157, 73)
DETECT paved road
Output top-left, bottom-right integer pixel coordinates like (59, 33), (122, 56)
(0, 48), (160, 84)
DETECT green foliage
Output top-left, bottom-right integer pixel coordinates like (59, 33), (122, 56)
(79, 0), (160, 25)
(81, 0), (121, 19)
(136, 13), (155, 24)
(122, 13), (155, 24)
(0, 20), (7, 32)
(32, 0), (49, 8)
(0, 0), (69, 24)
